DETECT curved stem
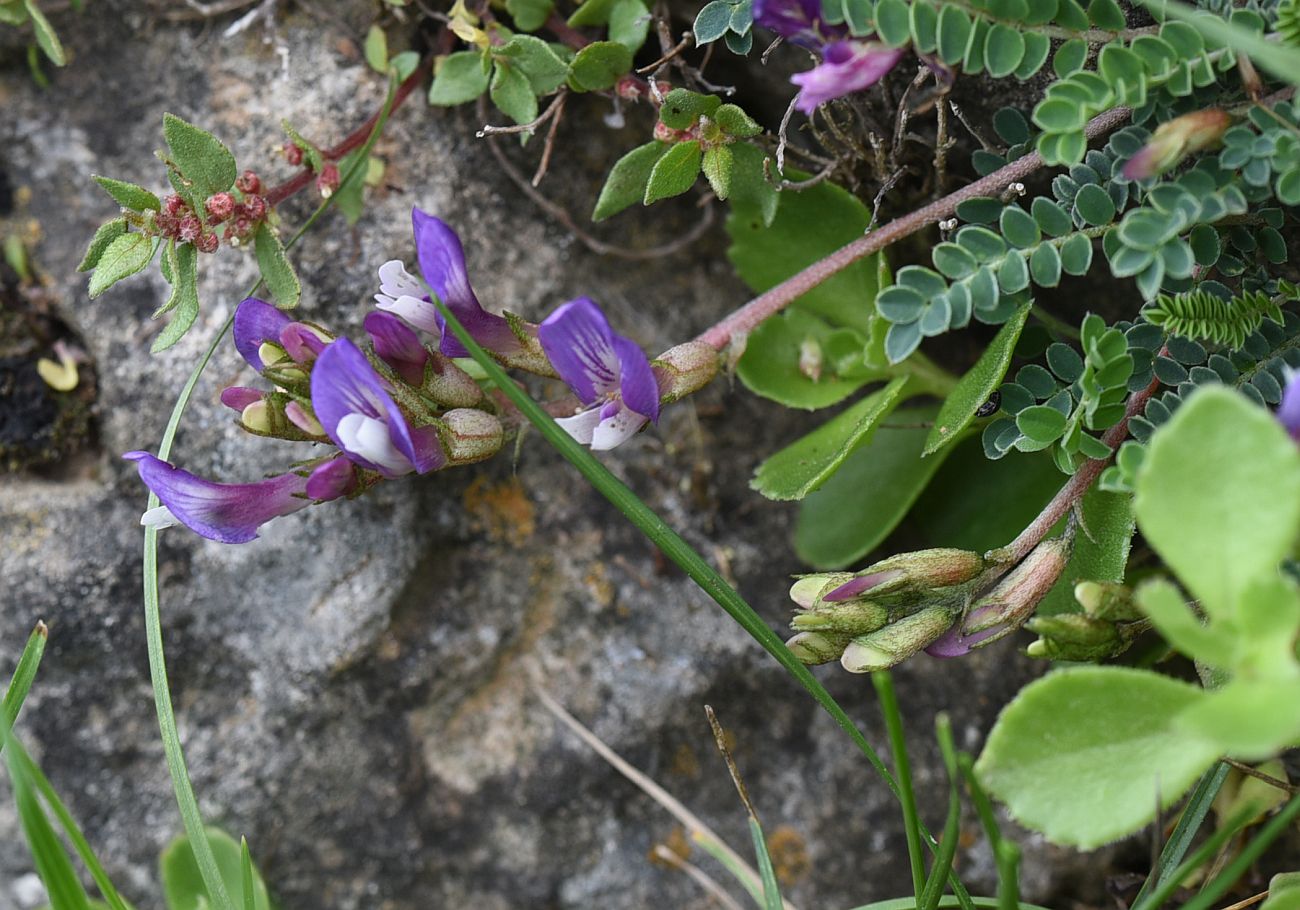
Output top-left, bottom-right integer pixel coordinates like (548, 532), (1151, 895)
(695, 106), (1133, 352)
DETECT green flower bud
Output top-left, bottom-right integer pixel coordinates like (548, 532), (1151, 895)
(787, 630), (852, 665)
(821, 548), (986, 608)
(653, 341), (720, 403)
(840, 606), (957, 673)
(788, 573), (853, 609)
(1073, 580), (1141, 621)
(423, 354), (484, 409)
(442, 408), (505, 465)
(791, 599), (890, 636)
(961, 534), (1073, 646)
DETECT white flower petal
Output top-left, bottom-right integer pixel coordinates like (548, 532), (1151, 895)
(591, 403), (649, 451)
(555, 408), (603, 446)
(337, 413), (412, 475)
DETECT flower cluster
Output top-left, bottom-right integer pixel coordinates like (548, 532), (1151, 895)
(126, 208), (719, 543)
(785, 534), (1073, 671)
(153, 170), (269, 253)
(753, 0), (905, 114)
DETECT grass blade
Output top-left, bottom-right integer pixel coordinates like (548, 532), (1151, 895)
(873, 672), (926, 901)
(1130, 762), (1229, 908)
(241, 838), (256, 910)
(749, 817), (784, 910)
(1177, 791), (1300, 910)
(2, 622), (48, 737)
(1132, 802), (1261, 910)
(918, 715), (961, 910)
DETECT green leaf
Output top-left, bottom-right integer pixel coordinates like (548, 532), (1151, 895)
(736, 309), (879, 408)
(568, 40), (633, 91)
(8, 767), (91, 910)
(925, 303), (1030, 455)
(1038, 487), (1135, 615)
(976, 667), (1221, 848)
(694, 0), (732, 43)
(161, 827), (272, 910)
(162, 113), (238, 199)
(984, 24), (1026, 79)
(1087, 0), (1126, 29)
(429, 51), (490, 105)
(1029, 243), (1062, 287)
(714, 103), (761, 138)
(1262, 873), (1300, 910)
(1135, 0), (1300, 87)
(77, 218), (128, 272)
(726, 142), (778, 227)
(152, 242), (200, 352)
(23, 0), (65, 65)
(874, 0), (910, 46)
(1016, 404), (1067, 444)
(644, 140), (702, 204)
(364, 24), (388, 73)
(253, 223), (300, 310)
(1134, 387), (1300, 618)
(506, 0), (554, 30)
(702, 144), (734, 199)
(659, 88), (722, 129)
(608, 0), (650, 50)
(1074, 184), (1116, 226)
(496, 35), (570, 94)
(726, 176), (884, 333)
(1053, 38), (1088, 76)
(92, 175), (161, 212)
(796, 405), (958, 567)
(489, 62), (538, 126)
(567, 0), (617, 25)
(593, 141), (669, 221)
(752, 376), (910, 500)
(88, 232), (154, 298)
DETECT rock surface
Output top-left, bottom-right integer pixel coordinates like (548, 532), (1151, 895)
(0, 4), (1120, 909)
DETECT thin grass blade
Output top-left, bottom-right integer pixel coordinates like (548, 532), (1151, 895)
(918, 715), (961, 910)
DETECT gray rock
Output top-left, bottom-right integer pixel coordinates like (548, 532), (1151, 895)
(0, 3), (1121, 909)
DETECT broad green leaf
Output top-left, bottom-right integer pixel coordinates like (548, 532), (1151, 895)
(736, 308), (880, 409)
(496, 35), (569, 94)
(506, 0), (554, 30)
(796, 405), (959, 567)
(0, 2), (29, 26)
(489, 62), (538, 126)
(924, 303), (1029, 455)
(364, 24), (388, 73)
(1137, 577), (1235, 667)
(726, 142), (778, 228)
(88, 232), (154, 298)
(608, 0), (650, 50)
(644, 140), (702, 204)
(160, 827), (271, 910)
(1135, 388), (1300, 618)
(77, 219), (128, 272)
(694, 0), (733, 42)
(592, 141), (669, 221)
(162, 113), (238, 199)
(1262, 873), (1300, 910)
(567, 0), (617, 26)
(568, 40), (632, 91)
(152, 242), (200, 352)
(253, 223), (300, 310)
(1038, 487), (1135, 615)
(726, 177), (886, 333)
(912, 441), (1063, 551)
(429, 51), (490, 105)
(751, 376), (910, 500)
(659, 89), (722, 129)
(92, 176), (160, 212)
(23, 0), (65, 65)
(1177, 677), (1300, 761)
(976, 667), (1220, 848)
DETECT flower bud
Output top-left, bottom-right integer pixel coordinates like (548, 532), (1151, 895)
(1024, 614), (1124, 661)
(840, 606), (957, 673)
(789, 573), (852, 609)
(1122, 109), (1231, 180)
(283, 142), (304, 166)
(220, 386), (264, 412)
(442, 409), (505, 464)
(959, 533), (1073, 645)
(822, 548), (986, 608)
(791, 599), (890, 636)
(787, 631), (852, 665)
(316, 163), (341, 198)
(240, 400), (273, 434)
(236, 170), (263, 195)
(284, 400), (325, 436)
(1073, 580), (1141, 621)
(178, 216), (202, 243)
(242, 194), (268, 221)
(196, 232), (220, 254)
(205, 192), (236, 221)
(423, 355), (484, 408)
(653, 341), (720, 403)
(163, 194), (188, 217)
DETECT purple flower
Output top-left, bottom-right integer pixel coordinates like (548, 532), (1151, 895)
(233, 297), (331, 369)
(364, 311), (429, 386)
(790, 42), (905, 113)
(372, 209), (525, 359)
(1279, 369), (1300, 441)
(538, 297), (660, 450)
(310, 338), (445, 477)
(753, 0), (839, 49)
(125, 452), (312, 543)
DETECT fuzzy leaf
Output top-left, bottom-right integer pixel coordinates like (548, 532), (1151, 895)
(151, 242), (200, 352)
(92, 175), (161, 212)
(88, 232), (154, 298)
(568, 40), (633, 90)
(429, 51), (490, 105)
(253, 223), (300, 310)
(593, 141), (669, 221)
(77, 218), (128, 272)
(644, 140), (702, 203)
(162, 113), (238, 199)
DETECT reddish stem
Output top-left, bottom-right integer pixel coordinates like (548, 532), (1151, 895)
(264, 57), (433, 208)
(695, 106), (1134, 351)
(996, 371), (1161, 565)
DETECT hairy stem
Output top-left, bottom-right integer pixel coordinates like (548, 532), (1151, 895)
(696, 106), (1133, 352)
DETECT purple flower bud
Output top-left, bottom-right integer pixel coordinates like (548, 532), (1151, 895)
(790, 42), (905, 114)
(233, 298), (292, 370)
(220, 386), (264, 412)
(305, 455), (358, 501)
(841, 605), (957, 673)
(1278, 369), (1300, 441)
(364, 311), (429, 386)
(279, 322), (332, 364)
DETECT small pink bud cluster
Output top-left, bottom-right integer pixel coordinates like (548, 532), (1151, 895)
(283, 142), (305, 166)
(155, 168), (272, 253)
(155, 195), (221, 253)
(316, 163), (341, 199)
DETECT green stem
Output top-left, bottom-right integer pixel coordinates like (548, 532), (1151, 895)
(1129, 762), (1230, 908)
(139, 76), (400, 910)
(874, 672), (927, 901)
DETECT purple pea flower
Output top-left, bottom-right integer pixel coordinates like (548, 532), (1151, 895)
(790, 42), (905, 114)
(538, 297), (660, 450)
(373, 209), (525, 359)
(310, 337), (445, 477)
(1279, 369), (1300, 442)
(232, 297), (331, 370)
(124, 452), (356, 544)
(364, 311), (429, 386)
(752, 0), (839, 49)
